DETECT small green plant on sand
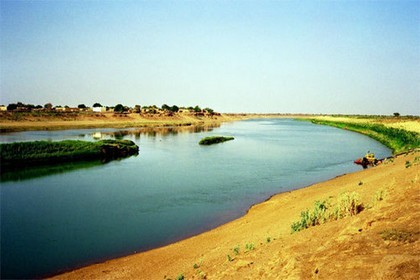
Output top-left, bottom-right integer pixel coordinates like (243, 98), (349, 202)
(245, 243), (255, 252)
(291, 192), (364, 233)
(375, 189), (386, 202)
(266, 237), (271, 243)
(291, 200), (329, 233)
(405, 160), (412, 168)
(227, 254), (234, 262)
(335, 192), (363, 218)
(198, 271), (207, 279)
(233, 246), (240, 255)
(176, 274), (185, 280)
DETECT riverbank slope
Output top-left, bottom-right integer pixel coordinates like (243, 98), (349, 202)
(53, 150), (419, 279)
(0, 112), (262, 132)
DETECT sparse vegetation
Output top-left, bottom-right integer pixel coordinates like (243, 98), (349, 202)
(233, 246), (240, 255)
(375, 189), (386, 202)
(291, 192), (364, 233)
(335, 192), (363, 218)
(245, 243), (255, 252)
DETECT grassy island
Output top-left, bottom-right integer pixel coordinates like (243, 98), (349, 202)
(0, 139), (139, 169)
(199, 136), (234, 145)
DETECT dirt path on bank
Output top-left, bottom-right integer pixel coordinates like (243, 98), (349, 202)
(52, 151), (419, 280)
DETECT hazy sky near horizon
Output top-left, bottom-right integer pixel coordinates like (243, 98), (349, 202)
(1, 1), (419, 114)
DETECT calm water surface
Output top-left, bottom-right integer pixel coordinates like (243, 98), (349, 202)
(0, 119), (391, 278)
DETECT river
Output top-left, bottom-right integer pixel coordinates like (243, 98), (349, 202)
(0, 119), (391, 279)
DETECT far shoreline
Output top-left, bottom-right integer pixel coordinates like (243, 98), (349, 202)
(0, 112), (310, 133)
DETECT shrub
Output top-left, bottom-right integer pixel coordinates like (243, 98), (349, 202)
(291, 192), (364, 233)
(336, 192), (363, 217)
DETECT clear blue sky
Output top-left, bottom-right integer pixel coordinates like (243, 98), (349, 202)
(1, 0), (419, 114)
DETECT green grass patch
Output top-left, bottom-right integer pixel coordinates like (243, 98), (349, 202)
(308, 119), (419, 154)
(199, 136), (234, 145)
(0, 139), (139, 168)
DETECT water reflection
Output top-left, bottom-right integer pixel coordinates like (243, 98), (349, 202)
(88, 124), (218, 140)
(0, 160), (106, 182)
(0, 124), (220, 143)
(0, 125), (218, 181)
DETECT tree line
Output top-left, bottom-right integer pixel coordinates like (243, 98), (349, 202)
(2, 102), (216, 115)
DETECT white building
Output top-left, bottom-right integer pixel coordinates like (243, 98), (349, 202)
(93, 106), (106, 113)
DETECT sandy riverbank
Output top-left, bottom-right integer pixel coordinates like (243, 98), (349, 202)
(0, 112), (276, 132)
(52, 150), (419, 279)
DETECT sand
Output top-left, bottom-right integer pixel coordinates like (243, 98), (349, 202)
(51, 150), (420, 279)
(0, 112), (256, 132)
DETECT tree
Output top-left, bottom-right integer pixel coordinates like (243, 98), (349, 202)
(204, 107), (214, 114)
(93, 103), (102, 108)
(7, 103), (17, 111)
(393, 112), (400, 117)
(194, 105), (201, 113)
(44, 103), (53, 110)
(78, 104), (87, 109)
(134, 105), (141, 113)
(162, 104), (171, 111)
(114, 104), (124, 113)
(171, 105), (179, 112)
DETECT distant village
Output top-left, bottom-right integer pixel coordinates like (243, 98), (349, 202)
(0, 102), (219, 116)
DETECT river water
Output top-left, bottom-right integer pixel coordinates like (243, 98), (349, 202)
(0, 119), (391, 278)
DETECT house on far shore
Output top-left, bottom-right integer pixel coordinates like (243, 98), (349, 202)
(93, 106), (106, 113)
(55, 106), (66, 112)
(0, 105), (7, 111)
(66, 107), (80, 112)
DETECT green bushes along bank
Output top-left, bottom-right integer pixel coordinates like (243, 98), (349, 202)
(310, 119), (419, 154)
